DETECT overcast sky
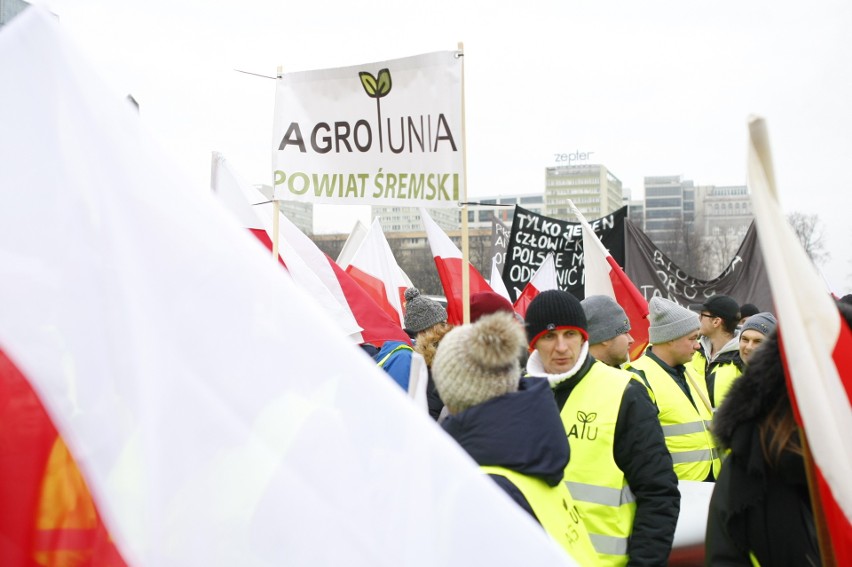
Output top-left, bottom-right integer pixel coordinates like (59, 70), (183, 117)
(40, 0), (852, 293)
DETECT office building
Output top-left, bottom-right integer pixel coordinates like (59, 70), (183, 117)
(545, 164), (623, 220)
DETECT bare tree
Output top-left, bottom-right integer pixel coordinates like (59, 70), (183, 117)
(787, 212), (829, 265)
(651, 218), (715, 280)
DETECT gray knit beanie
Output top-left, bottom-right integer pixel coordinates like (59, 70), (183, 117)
(581, 295), (631, 344)
(432, 312), (525, 414)
(404, 287), (447, 334)
(741, 312), (777, 337)
(648, 297), (700, 344)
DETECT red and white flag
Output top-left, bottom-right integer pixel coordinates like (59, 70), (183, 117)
(345, 218), (412, 327)
(275, 210), (410, 346)
(571, 202), (650, 360)
(513, 253), (558, 318)
(0, 9), (577, 567)
(748, 117), (852, 564)
(420, 208), (494, 325)
(211, 152), (364, 340)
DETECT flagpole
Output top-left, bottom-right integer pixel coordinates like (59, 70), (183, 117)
(458, 42), (470, 324)
(271, 65), (283, 262)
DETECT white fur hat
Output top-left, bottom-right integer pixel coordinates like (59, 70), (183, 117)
(432, 312), (525, 414)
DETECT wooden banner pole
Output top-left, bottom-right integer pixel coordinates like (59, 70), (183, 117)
(458, 42), (470, 325)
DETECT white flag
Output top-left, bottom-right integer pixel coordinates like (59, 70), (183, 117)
(0, 9), (575, 567)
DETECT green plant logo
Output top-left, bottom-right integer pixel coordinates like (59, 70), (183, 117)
(359, 68), (392, 152)
(568, 411), (598, 441)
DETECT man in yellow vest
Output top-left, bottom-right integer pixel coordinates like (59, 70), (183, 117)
(628, 297), (721, 481)
(689, 294), (743, 409)
(525, 291), (679, 566)
(432, 311), (596, 565)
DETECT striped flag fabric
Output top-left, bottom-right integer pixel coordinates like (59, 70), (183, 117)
(0, 9), (578, 566)
(419, 208), (494, 325)
(345, 218), (412, 327)
(512, 253), (558, 318)
(211, 152), (364, 340)
(748, 117), (852, 564)
(570, 202), (650, 360)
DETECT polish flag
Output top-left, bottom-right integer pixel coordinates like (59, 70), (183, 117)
(0, 9), (578, 567)
(275, 210), (410, 346)
(345, 218), (412, 327)
(570, 202), (650, 360)
(211, 152), (364, 341)
(748, 117), (852, 564)
(420, 208), (494, 325)
(513, 253), (558, 318)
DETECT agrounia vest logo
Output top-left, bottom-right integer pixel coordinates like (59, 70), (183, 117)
(567, 411), (599, 441)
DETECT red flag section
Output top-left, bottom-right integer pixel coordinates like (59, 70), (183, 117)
(605, 256), (651, 360)
(329, 259), (410, 346)
(748, 117), (852, 564)
(345, 264), (402, 326)
(344, 219), (412, 327)
(420, 209), (494, 325)
(572, 202), (649, 360)
(0, 349), (127, 566)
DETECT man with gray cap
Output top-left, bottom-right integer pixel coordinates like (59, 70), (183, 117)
(700, 311), (778, 410)
(525, 290), (679, 566)
(627, 297), (721, 482)
(581, 295), (635, 368)
(738, 312), (777, 367)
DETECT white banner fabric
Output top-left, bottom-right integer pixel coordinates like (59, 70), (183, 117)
(272, 51), (464, 208)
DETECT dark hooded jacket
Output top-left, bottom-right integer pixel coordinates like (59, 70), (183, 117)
(442, 377), (569, 519)
(705, 326), (821, 567)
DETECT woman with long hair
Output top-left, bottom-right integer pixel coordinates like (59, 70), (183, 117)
(705, 302), (852, 566)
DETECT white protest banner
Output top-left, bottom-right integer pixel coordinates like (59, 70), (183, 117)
(272, 51), (464, 207)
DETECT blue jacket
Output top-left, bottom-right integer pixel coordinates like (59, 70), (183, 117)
(373, 340), (413, 391)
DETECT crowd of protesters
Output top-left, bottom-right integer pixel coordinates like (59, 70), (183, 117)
(365, 288), (852, 566)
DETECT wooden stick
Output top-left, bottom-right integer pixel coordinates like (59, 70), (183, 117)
(458, 42), (470, 324)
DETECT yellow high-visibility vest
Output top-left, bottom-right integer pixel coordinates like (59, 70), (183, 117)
(629, 356), (721, 480)
(481, 465), (596, 565)
(558, 361), (638, 567)
(691, 350), (742, 408)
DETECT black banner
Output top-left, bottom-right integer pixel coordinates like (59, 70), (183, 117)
(489, 215), (510, 281)
(624, 220), (773, 312)
(502, 206), (627, 302)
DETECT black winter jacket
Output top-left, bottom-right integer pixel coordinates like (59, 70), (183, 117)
(705, 328), (821, 567)
(442, 377), (569, 519)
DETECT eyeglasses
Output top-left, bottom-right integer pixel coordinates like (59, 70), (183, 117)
(699, 312), (717, 320)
